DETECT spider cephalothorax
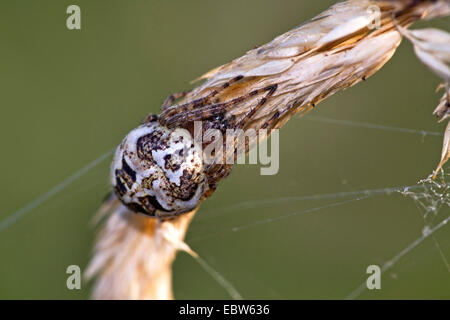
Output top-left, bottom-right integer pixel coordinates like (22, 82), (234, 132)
(111, 116), (207, 218)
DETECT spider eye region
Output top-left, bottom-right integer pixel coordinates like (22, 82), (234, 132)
(111, 122), (207, 218)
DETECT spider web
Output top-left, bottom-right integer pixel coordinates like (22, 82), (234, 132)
(345, 173), (450, 300)
(186, 116), (450, 299)
(185, 174), (450, 299)
(1, 115), (449, 300)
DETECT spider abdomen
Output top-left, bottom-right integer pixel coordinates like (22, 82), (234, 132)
(111, 118), (207, 218)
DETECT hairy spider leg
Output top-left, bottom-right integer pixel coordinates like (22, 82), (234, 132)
(142, 92), (191, 124)
(161, 91), (191, 112)
(236, 84), (278, 129)
(143, 113), (159, 124)
(159, 75), (244, 124)
(220, 84), (279, 165)
(162, 83), (278, 129)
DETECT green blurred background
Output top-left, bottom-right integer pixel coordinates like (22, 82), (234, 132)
(0, 0), (449, 299)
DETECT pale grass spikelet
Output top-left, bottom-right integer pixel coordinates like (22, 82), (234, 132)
(391, 4), (450, 175)
(434, 85), (450, 176)
(436, 121), (450, 176)
(433, 85), (450, 122)
(394, 21), (450, 175)
(86, 0), (450, 299)
(85, 199), (196, 300)
(396, 26), (450, 82)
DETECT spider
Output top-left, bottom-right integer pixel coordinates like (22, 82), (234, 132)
(112, 74), (282, 218)
(158, 76), (279, 132)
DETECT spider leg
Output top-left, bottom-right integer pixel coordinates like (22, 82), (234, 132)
(261, 105), (291, 131)
(160, 75), (244, 125)
(260, 98), (317, 132)
(143, 90), (191, 124)
(204, 164), (233, 197)
(163, 84), (277, 128)
(203, 85), (279, 181)
(143, 113), (159, 124)
(228, 101), (285, 166)
(225, 84), (278, 164)
(235, 84), (278, 129)
(161, 91), (191, 112)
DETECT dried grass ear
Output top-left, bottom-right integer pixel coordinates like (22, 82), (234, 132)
(434, 120), (450, 179)
(433, 85), (450, 179)
(393, 21), (450, 179)
(433, 85), (450, 122)
(393, 24), (450, 82)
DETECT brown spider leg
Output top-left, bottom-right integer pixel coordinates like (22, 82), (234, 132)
(221, 84), (278, 164)
(227, 106), (284, 166)
(260, 100), (304, 134)
(143, 113), (159, 124)
(160, 75), (244, 124)
(142, 91), (193, 124)
(163, 84), (278, 128)
(203, 85), (279, 187)
(260, 110), (282, 131)
(161, 91), (191, 112)
(260, 96), (319, 132)
(201, 165), (232, 200)
(229, 100), (296, 164)
(143, 91), (191, 124)
(235, 84), (278, 129)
